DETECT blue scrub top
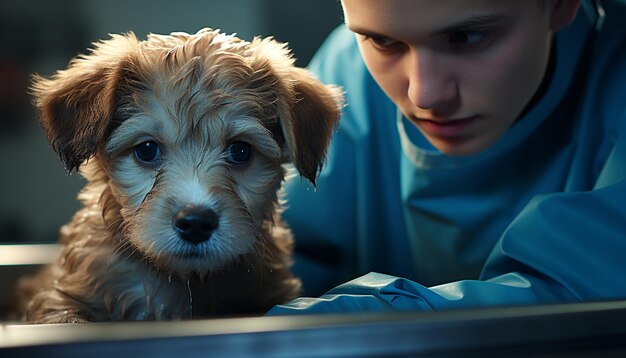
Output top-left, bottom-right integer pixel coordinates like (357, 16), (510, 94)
(270, 0), (626, 314)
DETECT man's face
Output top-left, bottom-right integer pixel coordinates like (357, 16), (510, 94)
(342, 0), (570, 156)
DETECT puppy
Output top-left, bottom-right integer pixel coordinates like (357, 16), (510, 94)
(18, 28), (341, 323)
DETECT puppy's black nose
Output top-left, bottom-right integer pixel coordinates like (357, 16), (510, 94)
(174, 206), (219, 244)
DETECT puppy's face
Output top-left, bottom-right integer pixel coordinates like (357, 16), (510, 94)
(105, 86), (283, 275)
(32, 29), (342, 276)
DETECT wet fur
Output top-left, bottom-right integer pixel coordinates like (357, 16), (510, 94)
(18, 28), (341, 323)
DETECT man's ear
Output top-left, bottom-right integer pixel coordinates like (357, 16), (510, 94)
(278, 67), (343, 186)
(549, 0), (581, 31)
(31, 33), (140, 173)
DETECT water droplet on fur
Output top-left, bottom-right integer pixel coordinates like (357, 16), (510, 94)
(63, 310), (69, 315)
(187, 277), (193, 319)
(247, 269), (251, 273)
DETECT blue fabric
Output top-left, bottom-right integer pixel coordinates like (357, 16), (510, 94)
(269, 0), (626, 315)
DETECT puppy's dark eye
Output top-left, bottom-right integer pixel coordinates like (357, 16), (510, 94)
(226, 141), (251, 164)
(134, 141), (161, 163)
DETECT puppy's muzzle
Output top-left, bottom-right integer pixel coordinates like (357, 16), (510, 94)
(174, 205), (219, 244)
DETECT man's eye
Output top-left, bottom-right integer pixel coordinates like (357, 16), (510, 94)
(446, 30), (494, 51)
(370, 35), (396, 47)
(134, 140), (161, 164)
(226, 141), (252, 164)
(362, 34), (403, 51)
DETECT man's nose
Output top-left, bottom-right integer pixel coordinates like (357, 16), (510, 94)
(406, 50), (458, 111)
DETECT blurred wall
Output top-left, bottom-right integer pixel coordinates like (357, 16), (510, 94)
(0, 0), (343, 243)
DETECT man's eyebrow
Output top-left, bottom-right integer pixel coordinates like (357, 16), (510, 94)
(347, 14), (507, 39)
(433, 14), (507, 36)
(346, 25), (387, 39)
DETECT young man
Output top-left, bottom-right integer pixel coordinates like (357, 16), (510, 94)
(270, 0), (626, 314)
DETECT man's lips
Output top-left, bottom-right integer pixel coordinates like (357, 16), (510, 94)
(414, 115), (478, 138)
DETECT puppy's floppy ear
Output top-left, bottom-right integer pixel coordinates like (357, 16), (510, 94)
(279, 67), (343, 186)
(31, 34), (139, 173)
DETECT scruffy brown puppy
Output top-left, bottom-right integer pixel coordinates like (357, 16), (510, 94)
(20, 28), (341, 323)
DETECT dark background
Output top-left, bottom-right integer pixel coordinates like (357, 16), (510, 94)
(0, 0), (344, 244)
